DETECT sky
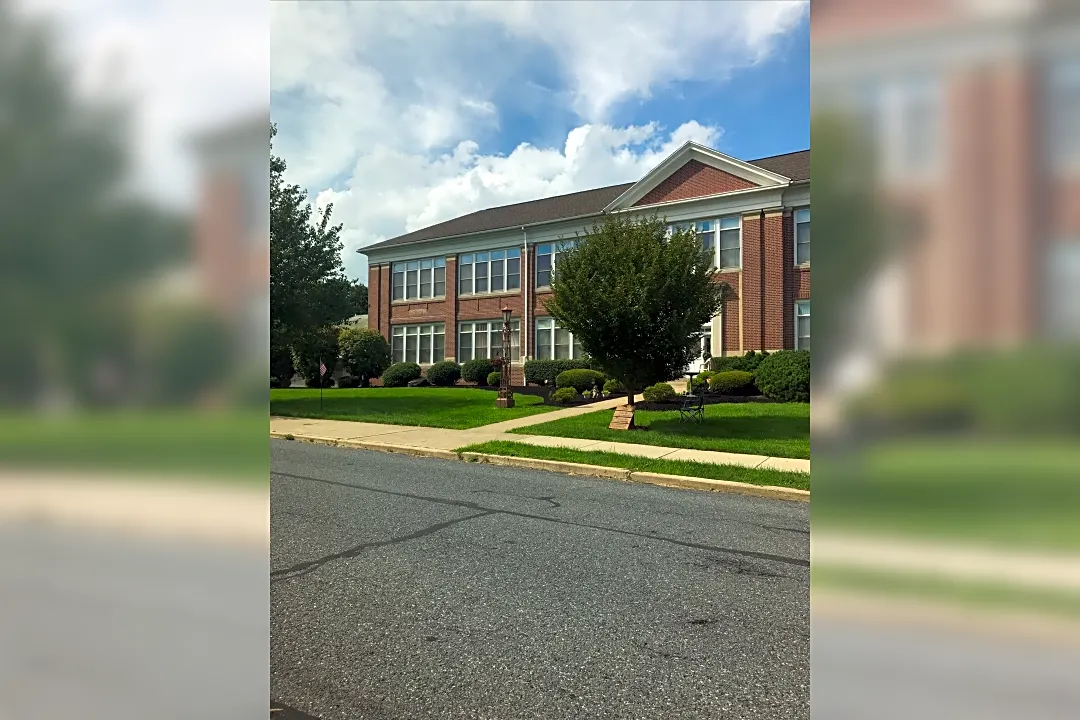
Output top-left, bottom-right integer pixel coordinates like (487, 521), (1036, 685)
(271, 0), (810, 282)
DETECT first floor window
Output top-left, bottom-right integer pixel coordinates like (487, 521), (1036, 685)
(458, 320), (520, 362)
(795, 208), (810, 265)
(795, 301), (810, 350)
(391, 323), (445, 364)
(535, 317), (583, 360)
(700, 323), (712, 360)
(392, 257), (446, 301)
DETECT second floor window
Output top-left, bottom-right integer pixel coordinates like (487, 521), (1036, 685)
(535, 241), (575, 288)
(458, 248), (521, 295)
(668, 217), (740, 268)
(393, 257), (446, 301)
(795, 208), (810, 265)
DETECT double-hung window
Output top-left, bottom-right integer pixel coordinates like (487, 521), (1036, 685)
(795, 301), (810, 350)
(534, 317), (583, 360)
(458, 248), (521, 295)
(391, 323), (445, 364)
(535, 241), (575, 289)
(392, 257), (446, 301)
(795, 208), (810, 265)
(457, 320), (521, 362)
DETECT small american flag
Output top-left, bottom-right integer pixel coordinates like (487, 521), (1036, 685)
(319, 361), (327, 376)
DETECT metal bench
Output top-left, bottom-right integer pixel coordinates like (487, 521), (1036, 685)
(678, 391), (705, 423)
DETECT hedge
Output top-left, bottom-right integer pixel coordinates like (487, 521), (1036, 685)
(753, 350), (810, 402)
(603, 378), (625, 395)
(552, 387), (578, 404)
(381, 362), (422, 388)
(337, 374), (361, 389)
(711, 350), (770, 374)
(462, 358), (496, 384)
(425, 360), (461, 387)
(524, 358), (592, 386)
(555, 369), (605, 393)
(642, 382), (676, 402)
(708, 370), (754, 394)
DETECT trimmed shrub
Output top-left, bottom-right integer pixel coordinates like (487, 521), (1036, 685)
(487, 371), (501, 387)
(523, 358), (592, 386)
(337, 374), (360, 389)
(753, 350), (810, 402)
(552, 387), (578, 404)
(462, 358), (496, 384)
(709, 370), (754, 394)
(603, 378), (625, 395)
(691, 370), (714, 392)
(642, 382), (677, 402)
(338, 328), (391, 387)
(425, 360), (461, 387)
(711, 350), (770, 374)
(381, 362), (422, 388)
(555, 368), (605, 393)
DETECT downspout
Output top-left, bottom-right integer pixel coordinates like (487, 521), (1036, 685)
(522, 226), (529, 360)
(759, 209), (766, 352)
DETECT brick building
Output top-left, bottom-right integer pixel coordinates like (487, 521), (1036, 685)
(360, 143), (810, 383)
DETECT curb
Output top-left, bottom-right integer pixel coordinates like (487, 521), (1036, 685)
(272, 433), (809, 502)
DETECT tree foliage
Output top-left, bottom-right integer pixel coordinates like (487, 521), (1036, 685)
(338, 327), (390, 387)
(270, 124), (351, 348)
(348, 278), (369, 316)
(290, 325), (340, 388)
(545, 214), (725, 406)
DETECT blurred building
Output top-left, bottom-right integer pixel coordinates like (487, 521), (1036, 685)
(190, 114), (271, 362)
(813, 0), (1080, 394)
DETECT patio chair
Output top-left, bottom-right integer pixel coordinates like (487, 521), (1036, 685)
(678, 391), (705, 424)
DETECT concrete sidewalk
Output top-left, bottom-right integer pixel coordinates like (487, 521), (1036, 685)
(269, 415), (809, 473)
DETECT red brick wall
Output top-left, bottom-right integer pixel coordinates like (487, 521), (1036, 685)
(714, 269), (741, 355)
(739, 210), (791, 351)
(633, 160), (757, 206)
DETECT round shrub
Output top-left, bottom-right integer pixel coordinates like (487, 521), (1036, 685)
(338, 328), (391, 387)
(462, 358), (496, 384)
(603, 378), (625, 395)
(552, 387), (578, 404)
(642, 382), (676, 402)
(381, 362), (422, 388)
(555, 369), (605, 393)
(709, 370), (754, 394)
(485, 371), (501, 387)
(753, 350), (810, 402)
(337, 374), (360, 389)
(425, 360), (461, 387)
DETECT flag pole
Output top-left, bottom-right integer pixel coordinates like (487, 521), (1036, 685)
(319, 356), (324, 414)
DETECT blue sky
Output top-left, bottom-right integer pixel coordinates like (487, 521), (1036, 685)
(270, 1), (809, 281)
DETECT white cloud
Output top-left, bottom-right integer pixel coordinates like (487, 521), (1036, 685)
(271, 1), (805, 279)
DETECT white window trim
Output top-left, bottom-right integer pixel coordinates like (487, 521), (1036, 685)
(794, 207), (810, 268)
(392, 257), (447, 302)
(666, 216), (741, 271)
(457, 320), (521, 363)
(534, 317), (584, 360)
(458, 248), (522, 297)
(391, 323), (445, 365)
(794, 300), (810, 350)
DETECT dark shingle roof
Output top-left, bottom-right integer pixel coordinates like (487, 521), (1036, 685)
(361, 149), (809, 254)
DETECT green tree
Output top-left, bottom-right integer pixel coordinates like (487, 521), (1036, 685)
(270, 124), (351, 349)
(348, 278), (369, 316)
(545, 214), (726, 426)
(338, 327), (390, 387)
(290, 324), (341, 388)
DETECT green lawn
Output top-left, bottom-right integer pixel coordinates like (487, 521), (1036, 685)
(510, 402), (810, 459)
(813, 440), (1080, 551)
(270, 387), (555, 429)
(457, 440), (810, 491)
(0, 412), (268, 481)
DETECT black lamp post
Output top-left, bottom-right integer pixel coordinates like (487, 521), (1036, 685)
(495, 305), (515, 408)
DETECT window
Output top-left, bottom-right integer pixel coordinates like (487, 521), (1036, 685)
(795, 301), (810, 350)
(535, 241), (575, 288)
(795, 208), (810, 265)
(1047, 58), (1080, 171)
(391, 323), (445, 364)
(458, 320), (521, 362)
(458, 248), (521, 295)
(535, 317), (583, 359)
(700, 323), (712, 361)
(668, 218), (739, 268)
(392, 258), (446, 301)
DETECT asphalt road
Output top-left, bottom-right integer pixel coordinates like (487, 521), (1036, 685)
(270, 439), (811, 720)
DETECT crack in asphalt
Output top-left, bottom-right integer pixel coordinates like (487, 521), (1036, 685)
(473, 488), (562, 508)
(271, 471), (809, 579)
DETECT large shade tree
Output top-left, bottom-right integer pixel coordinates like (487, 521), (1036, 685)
(545, 214), (726, 426)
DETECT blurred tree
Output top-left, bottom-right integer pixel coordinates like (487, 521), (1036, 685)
(0, 5), (189, 406)
(349, 278), (369, 316)
(270, 124), (351, 351)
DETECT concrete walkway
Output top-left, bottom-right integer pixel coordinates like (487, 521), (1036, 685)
(269, 414), (809, 473)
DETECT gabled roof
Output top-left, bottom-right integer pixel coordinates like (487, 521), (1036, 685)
(361, 148), (809, 255)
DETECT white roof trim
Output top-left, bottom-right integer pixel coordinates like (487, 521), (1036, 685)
(603, 141), (791, 212)
(609, 184), (784, 214)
